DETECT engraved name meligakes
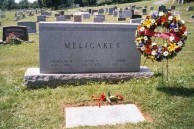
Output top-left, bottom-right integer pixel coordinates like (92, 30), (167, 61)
(64, 42), (120, 49)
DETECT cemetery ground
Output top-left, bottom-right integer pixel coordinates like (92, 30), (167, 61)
(0, 0), (194, 128)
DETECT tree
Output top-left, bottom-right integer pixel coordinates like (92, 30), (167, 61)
(37, 0), (43, 8)
(2, 0), (16, 10)
(18, 0), (29, 9)
(42, 0), (62, 10)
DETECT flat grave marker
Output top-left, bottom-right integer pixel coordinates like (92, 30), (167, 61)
(65, 104), (145, 128)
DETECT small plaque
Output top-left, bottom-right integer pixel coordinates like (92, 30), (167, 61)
(65, 104), (145, 128)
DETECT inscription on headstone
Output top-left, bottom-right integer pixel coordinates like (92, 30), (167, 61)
(39, 22), (141, 73)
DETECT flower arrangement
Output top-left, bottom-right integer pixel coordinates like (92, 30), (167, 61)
(6, 32), (22, 44)
(136, 11), (187, 61)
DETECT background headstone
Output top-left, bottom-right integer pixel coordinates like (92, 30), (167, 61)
(56, 16), (66, 21)
(37, 15), (46, 22)
(94, 17), (104, 22)
(17, 21), (37, 33)
(187, 6), (194, 11)
(158, 5), (166, 12)
(170, 5), (176, 10)
(3, 26), (29, 41)
(73, 14), (82, 22)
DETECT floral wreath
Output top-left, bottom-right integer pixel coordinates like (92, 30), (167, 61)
(136, 11), (187, 61)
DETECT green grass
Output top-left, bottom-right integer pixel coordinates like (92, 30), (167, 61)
(0, 0), (194, 128)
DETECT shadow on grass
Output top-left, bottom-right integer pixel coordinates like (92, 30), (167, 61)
(157, 86), (194, 97)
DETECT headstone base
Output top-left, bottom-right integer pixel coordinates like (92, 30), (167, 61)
(24, 66), (153, 88)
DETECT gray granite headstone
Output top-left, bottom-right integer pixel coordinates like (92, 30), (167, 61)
(123, 10), (132, 18)
(39, 22), (141, 74)
(3, 26), (28, 41)
(65, 104), (145, 128)
(56, 16), (66, 21)
(82, 12), (90, 19)
(94, 14), (105, 21)
(108, 8), (114, 15)
(98, 8), (104, 14)
(17, 21), (37, 33)
(37, 15), (46, 22)
(113, 11), (118, 17)
(64, 15), (71, 20)
(94, 17), (104, 22)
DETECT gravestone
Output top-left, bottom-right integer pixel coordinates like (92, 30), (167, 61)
(130, 18), (143, 23)
(131, 14), (142, 19)
(150, 6), (154, 10)
(64, 15), (71, 20)
(158, 5), (166, 12)
(98, 8), (104, 14)
(131, 5), (136, 10)
(94, 17), (104, 22)
(173, 11), (181, 16)
(82, 12), (90, 19)
(60, 11), (64, 15)
(91, 10), (98, 15)
(117, 11), (126, 21)
(123, 10), (132, 18)
(192, 15), (194, 19)
(105, 8), (108, 13)
(135, 6), (142, 10)
(55, 14), (60, 17)
(3, 26), (29, 41)
(88, 9), (92, 14)
(24, 22), (154, 87)
(108, 8), (114, 15)
(187, 6), (194, 11)
(113, 11), (118, 17)
(37, 15), (46, 22)
(170, 5), (176, 10)
(65, 104), (145, 128)
(17, 21), (37, 33)
(142, 8), (147, 15)
(94, 14), (105, 21)
(56, 16), (66, 21)
(39, 22), (140, 74)
(73, 14), (82, 22)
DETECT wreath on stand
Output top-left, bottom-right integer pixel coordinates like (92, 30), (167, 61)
(136, 11), (187, 62)
(135, 11), (188, 81)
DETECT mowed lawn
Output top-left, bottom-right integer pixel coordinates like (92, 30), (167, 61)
(0, 0), (194, 128)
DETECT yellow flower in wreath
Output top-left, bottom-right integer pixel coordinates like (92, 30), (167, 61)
(168, 43), (179, 52)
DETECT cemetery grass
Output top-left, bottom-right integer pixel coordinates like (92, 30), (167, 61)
(0, 1), (194, 129)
